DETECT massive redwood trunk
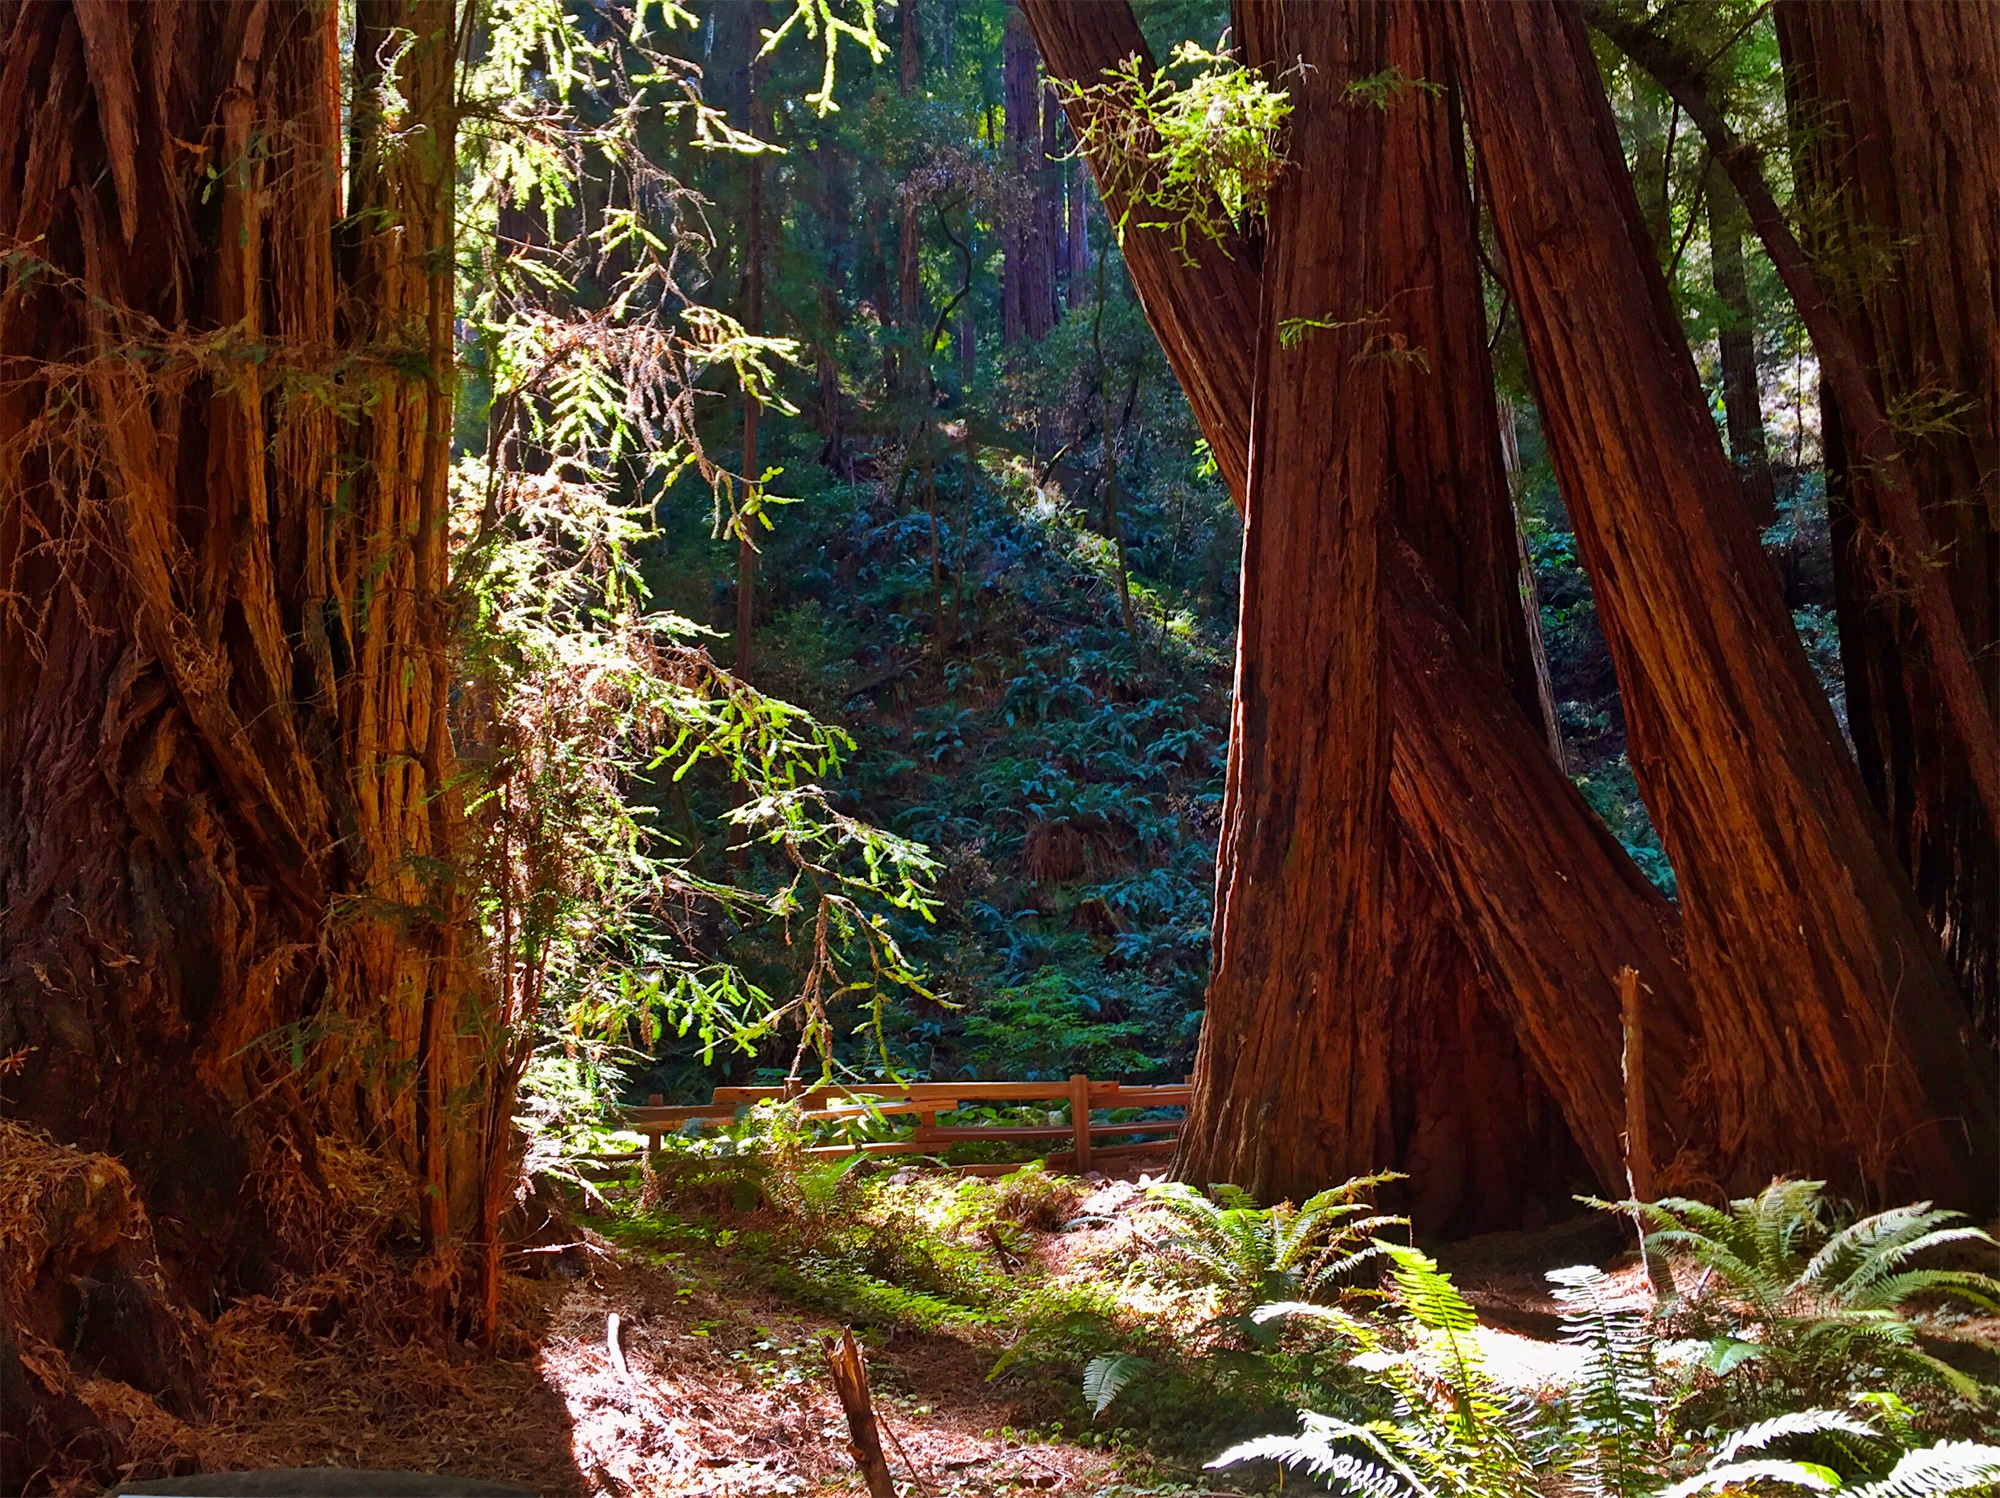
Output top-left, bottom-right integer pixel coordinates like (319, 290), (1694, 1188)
(0, 0), (487, 1313)
(1454, 0), (1994, 1205)
(1175, 0), (1396, 1201)
(1776, 0), (2000, 1032)
(1027, 0), (1707, 1209)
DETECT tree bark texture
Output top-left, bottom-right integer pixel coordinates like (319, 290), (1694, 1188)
(1027, 0), (1706, 1207)
(1002, 3), (1054, 347)
(1065, 138), (1091, 309)
(1455, 0), (1994, 1206)
(1590, 0), (2000, 846)
(896, 0), (922, 393)
(0, 0), (488, 1307)
(1175, 0), (1395, 1203)
(1360, 0), (1607, 1229)
(1775, 0), (2000, 1031)
(1703, 161), (1777, 528)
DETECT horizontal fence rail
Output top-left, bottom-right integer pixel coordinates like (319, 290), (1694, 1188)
(610, 1074), (1191, 1175)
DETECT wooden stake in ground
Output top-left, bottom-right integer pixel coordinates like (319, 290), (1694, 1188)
(1619, 967), (1671, 1303)
(825, 1330), (899, 1498)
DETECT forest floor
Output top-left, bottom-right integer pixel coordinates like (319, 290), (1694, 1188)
(189, 1162), (1644, 1498)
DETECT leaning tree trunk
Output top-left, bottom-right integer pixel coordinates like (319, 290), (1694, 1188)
(1027, 0), (1709, 1209)
(1175, 0), (1397, 1202)
(0, 0), (487, 1314)
(1776, 0), (2000, 1033)
(1454, 0), (1994, 1206)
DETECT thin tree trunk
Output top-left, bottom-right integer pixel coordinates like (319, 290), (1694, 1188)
(1498, 397), (1569, 769)
(1066, 137), (1091, 308)
(1457, 0), (1994, 1205)
(1035, 78), (1062, 333)
(1704, 159), (1776, 527)
(896, 0), (922, 394)
(1774, 0), (2000, 1031)
(1001, 3), (1035, 349)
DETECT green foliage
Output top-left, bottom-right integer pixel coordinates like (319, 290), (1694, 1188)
(1145, 1176), (1405, 1337)
(992, 1162), (1089, 1233)
(1085, 1352), (1151, 1416)
(1664, 1411), (2000, 1498)
(1060, 36), (1293, 260)
(1553, 1265), (1663, 1498)
(1627, 1181), (2000, 1403)
(1223, 1247), (1533, 1498)
(1220, 1247), (2000, 1498)
(449, 0), (944, 1148)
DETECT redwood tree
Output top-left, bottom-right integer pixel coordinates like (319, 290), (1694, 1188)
(1173, 0), (1397, 1202)
(1775, 0), (2000, 1030)
(0, 0), (485, 1301)
(1454, 0), (1995, 1204)
(1028, 0), (1707, 1213)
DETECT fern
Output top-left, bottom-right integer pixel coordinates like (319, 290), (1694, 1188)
(1145, 1174), (1404, 1337)
(1621, 1180), (1999, 1400)
(1852, 1441), (2000, 1498)
(1212, 1413), (1426, 1497)
(1664, 1408), (2000, 1498)
(1218, 1249), (1535, 1498)
(1082, 1352), (1151, 1416)
(1550, 1265), (1660, 1498)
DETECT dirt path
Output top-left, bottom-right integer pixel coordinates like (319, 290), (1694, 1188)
(189, 1177), (1642, 1497)
(196, 1232), (1183, 1498)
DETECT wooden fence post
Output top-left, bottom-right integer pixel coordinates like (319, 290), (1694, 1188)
(1069, 1073), (1093, 1171)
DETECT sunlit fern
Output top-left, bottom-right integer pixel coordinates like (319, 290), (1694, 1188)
(1625, 1180), (2000, 1398)
(1226, 1245), (1536, 1498)
(1664, 1406), (2000, 1498)
(1145, 1173), (1406, 1335)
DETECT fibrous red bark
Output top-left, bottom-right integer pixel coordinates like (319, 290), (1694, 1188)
(0, 0), (487, 1309)
(1455, 0), (1994, 1205)
(1774, 0), (2000, 1031)
(1027, 0), (1707, 1210)
(1175, 0), (1395, 1201)
(1590, 0), (2000, 845)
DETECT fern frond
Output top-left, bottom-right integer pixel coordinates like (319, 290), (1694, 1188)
(1253, 1300), (1376, 1342)
(1081, 1352), (1149, 1415)
(1209, 1434), (1412, 1496)
(1709, 1409), (1880, 1465)
(1212, 1412), (1438, 1498)
(1751, 1179), (1831, 1275)
(1388, 1245), (1480, 1336)
(1802, 1205), (1995, 1305)
(1550, 1264), (1659, 1497)
(1849, 1441), (2000, 1498)
(1663, 1457), (1843, 1496)
(1860, 1268), (2000, 1315)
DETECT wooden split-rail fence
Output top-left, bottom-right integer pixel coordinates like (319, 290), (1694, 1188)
(612, 1075), (1191, 1177)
